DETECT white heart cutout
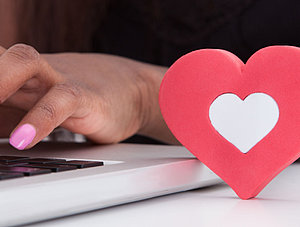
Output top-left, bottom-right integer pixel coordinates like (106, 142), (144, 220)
(209, 93), (279, 154)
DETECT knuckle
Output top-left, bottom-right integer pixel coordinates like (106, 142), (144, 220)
(54, 82), (82, 99)
(35, 102), (57, 121)
(6, 44), (40, 64)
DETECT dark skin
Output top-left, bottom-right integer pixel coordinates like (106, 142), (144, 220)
(0, 44), (179, 149)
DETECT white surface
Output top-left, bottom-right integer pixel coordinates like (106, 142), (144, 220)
(0, 143), (221, 226)
(27, 162), (300, 227)
(209, 93), (279, 153)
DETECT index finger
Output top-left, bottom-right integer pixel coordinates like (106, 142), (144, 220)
(0, 44), (60, 103)
(0, 46), (5, 54)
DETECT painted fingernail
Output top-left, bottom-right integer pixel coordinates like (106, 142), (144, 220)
(9, 124), (36, 150)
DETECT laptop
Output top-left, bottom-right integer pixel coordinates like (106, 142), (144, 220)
(0, 140), (222, 226)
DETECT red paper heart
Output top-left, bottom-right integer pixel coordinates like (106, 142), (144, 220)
(159, 46), (300, 199)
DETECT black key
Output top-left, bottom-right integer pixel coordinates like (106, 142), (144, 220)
(0, 156), (29, 163)
(53, 160), (104, 168)
(18, 164), (77, 172)
(0, 172), (24, 180)
(0, 166), (51, 176)
(21, 158), (66, 164)
(0, 162), (29, 167)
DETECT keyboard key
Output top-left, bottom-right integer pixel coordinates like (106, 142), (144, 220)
(0, 172), (24, 180)
(0, 162), (29, 167)
(0, 166), (51, 176)
(0, 156), (29, 163)
(21, 158), (67, 164)
(18, 164), (77, 172)
(0, 156), (105, 181)
(53, 160), (104, 168)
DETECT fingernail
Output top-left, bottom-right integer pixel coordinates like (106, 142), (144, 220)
(9, 124), (36, 150)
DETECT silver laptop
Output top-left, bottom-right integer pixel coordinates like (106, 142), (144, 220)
(0, 141), (222, 226)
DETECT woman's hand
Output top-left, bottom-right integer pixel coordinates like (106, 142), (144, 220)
(0, 44), (179, 150)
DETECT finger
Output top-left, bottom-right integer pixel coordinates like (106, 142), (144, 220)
(9, 83), (83, 150)
(0, 44), (59, 103)
(0, 46), (6, 54)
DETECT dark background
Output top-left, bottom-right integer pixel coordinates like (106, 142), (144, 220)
(18, 0), (300, 66)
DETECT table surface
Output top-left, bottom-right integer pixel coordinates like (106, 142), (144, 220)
(28, 162), (300, 227)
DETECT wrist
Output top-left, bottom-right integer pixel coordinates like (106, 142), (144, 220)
(136, 63), (180, 145)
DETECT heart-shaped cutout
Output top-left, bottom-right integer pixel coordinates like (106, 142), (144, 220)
(159, 46), (300, 199)
(209, 93), (279, 154)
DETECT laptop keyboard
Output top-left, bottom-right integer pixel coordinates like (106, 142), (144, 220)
(0, 155), (104, 180)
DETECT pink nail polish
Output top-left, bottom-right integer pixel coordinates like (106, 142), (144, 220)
(9, 124), (36, 150)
